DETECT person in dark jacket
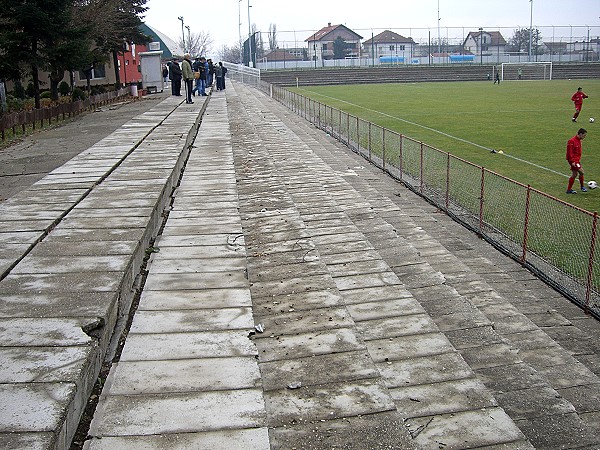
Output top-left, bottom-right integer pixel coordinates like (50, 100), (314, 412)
(207, 59), (214, 87)
(215, 62), (227, 90)
(168, 59), (182, 96)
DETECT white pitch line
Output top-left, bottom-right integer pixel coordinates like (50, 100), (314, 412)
(300, 89), (568, 178)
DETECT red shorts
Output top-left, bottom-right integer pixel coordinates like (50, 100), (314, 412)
(569, 161), (582, 171)
(574, 104), (582, 112)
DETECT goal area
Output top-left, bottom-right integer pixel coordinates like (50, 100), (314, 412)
(500, 62), (552, 81)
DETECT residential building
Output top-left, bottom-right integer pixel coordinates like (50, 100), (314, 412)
(306, 23), (363, 61)
(362, 30), (415, 61)
(262, 49), (303, 63)
(463, 30), (506, 57)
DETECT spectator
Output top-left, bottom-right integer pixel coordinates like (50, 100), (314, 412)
(162, 65), (168, 84)
(181, 53), (194, 104)
(207, 59), (215, 87)
(216, 62), (228, 91)
(168, 58), (182, 96)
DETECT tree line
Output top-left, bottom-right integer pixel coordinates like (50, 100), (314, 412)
(0, 0), (150, 109)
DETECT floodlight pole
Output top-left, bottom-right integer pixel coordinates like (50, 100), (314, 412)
(248, 1), (253, 67)
(437, 0), (441, 55)
(479, 27), (483, 65)
(185, 25), (191, 54)
(529, 0), (533, 62)
(178, 16), (185, 54)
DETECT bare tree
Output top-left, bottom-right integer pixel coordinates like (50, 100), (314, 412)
(178, 30), (213, 57)
(268, 23), (277, 51)
(218, 43), (242, 63)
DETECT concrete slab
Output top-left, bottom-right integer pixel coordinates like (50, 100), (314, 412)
(0, 432), (55, 450)
(83, 428), (270, 450)
(0, 317), (95, 346)
(476, 363), (547, 392)
(341, 285), (414, 304)
(119, 330), (257, 361)
(251, 289), (345, 314)
(142, 271), (248, 290)
(459, 343), (522, 370)
(259, 350), (379, 391)
(104, 357), (261, 394)
(406, 407), (525, 449)
(150, 245), (246, 259)
(495, 385), (576, 419)
(390, 377), (498, 417)
(254, 328), (365, 362)
(29, 240), (139, 257)
(248, 274), (337, 298)
(263, 378), (397, 425)
(334, 271), (402, 291)
(0, 231), (42, 245)
(130, 308), (254, 333)
(268, 411), (416, 450)
(138, 288), (252, 310)
(356, 314), (439, 340)
(0, 383), (76, 431)
(514, 412), (598, 449)
(366, 332), (455, 361)
(253, 305), (354, 335)
(89, 389), (266, 435)
(378, 351), (473, 387)
(346, 297), (426, 320)
(445, 325), (505, 349)
(0, 346), (95, 383)
(11, 255), (131, 274)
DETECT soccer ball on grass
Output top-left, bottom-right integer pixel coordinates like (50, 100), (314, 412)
(590, 118), (595, 123)
(588, 181), (598, 189)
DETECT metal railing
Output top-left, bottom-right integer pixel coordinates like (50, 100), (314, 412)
(227, 67), (599, 318)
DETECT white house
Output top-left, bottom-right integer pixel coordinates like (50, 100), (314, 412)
(362, 30), (415, 61)
(463, 30), (506, 57)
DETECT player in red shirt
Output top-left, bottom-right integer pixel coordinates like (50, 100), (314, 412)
(566, 128), (588, 194)
(571, 87), (588, 122)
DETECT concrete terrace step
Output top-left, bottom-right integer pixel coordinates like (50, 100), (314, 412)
(0, 96), (208, 449)
(231, 83), (528, 448)
(233, 81), (600, 448)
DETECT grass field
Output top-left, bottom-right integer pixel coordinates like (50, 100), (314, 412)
(290, 79), (600, 214)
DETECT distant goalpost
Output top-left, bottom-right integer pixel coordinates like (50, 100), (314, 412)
(501, 62), (553, 81)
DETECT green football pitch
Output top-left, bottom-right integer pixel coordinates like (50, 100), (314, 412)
(290, 79), (600, 214)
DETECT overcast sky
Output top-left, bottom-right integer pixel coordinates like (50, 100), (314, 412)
(144, 0), (600, 52)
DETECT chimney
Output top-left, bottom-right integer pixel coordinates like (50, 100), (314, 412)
(328, 22), (331, 27)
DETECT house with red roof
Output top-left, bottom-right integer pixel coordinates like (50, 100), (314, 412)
(306, 23), (363, 62)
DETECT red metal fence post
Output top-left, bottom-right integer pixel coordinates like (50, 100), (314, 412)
(585, 211), (598, 311)
(382, 128), (386, 172)
(368, 122), (372, 161)
(446, 152), (451, 210)
(420, 142), (424, 193)
(399, 134), (403, 183)
(479, 167), (485, 234)
(346, 112), (350, 146)
(356, 116), (359, 152)
(521, 185), (532, 264)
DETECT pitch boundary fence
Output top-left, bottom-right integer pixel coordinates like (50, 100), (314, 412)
(227, 68), (599, 318)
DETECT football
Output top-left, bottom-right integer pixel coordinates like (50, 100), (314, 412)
(590, 118), (595, 123)
(588, 181), (598, 189)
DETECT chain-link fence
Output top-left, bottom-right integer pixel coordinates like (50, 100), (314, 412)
(251, 25), (599, 69)
(226, 67), (599, 317)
